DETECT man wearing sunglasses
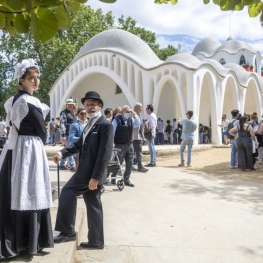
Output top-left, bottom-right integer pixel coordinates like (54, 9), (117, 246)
(68, 108), (88, 170)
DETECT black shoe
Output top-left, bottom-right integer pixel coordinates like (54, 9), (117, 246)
(138, 167), (149, 172)
(59, 165), (69, 170)
(80, 242), (104, 249)
(54, 232), (76, 243)
(70, 167), (76, 172)
(111, 179), (116, 185)
(145, 163), (155, 167)
(124, 181), (134, 187)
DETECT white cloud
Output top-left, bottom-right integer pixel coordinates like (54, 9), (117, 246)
(87, 0), (263, 52)
(87, 0), (262, 37)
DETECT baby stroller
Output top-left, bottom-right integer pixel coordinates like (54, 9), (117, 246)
(101, 148), (125, 194)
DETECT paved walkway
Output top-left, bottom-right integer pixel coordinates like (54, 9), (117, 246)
(75, 166), (263, 263)
(5, 148), (263, 263)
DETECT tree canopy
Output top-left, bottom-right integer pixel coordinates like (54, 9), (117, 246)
(0, 0), (262, 43)
(0, 5), (177, 117)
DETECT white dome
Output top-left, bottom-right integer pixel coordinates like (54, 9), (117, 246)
(165, 53), (200, 69)
(73, 29), (162, 68)
(192, 37), (221, 57)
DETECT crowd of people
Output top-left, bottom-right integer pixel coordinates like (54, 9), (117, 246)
(0, 58), (260, 260)
(225, 110), (262, 172)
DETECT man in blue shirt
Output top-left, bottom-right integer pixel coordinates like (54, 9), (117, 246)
(178, 110), (197, 167)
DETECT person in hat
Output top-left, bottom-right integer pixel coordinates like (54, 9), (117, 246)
(52, 91), (113, 249)
(59, 98), (77, 171)
(0, 59), (53, 259)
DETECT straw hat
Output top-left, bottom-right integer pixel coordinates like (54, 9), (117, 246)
(64, 98), (76, 105)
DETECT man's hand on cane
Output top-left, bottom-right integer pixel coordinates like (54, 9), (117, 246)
(53, 153), (62, 164)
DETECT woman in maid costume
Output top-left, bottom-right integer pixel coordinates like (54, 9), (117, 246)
(0, 59), (54, 259)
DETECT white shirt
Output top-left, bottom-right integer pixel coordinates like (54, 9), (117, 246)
(146, 112), (157, 137)
(82, 112), (102, 144)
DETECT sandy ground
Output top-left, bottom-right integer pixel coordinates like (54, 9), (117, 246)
(154, 147), (263, 184)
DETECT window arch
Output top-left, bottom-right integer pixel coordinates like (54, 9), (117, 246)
(239, 55), (246, 65)
(219, 58), (226, 65)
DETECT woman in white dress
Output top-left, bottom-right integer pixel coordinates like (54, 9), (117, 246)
(0, 59), (53, 259)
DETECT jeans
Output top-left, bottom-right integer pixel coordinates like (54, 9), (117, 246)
(157, 133), (164, 144)
(258, 147), (263, 162)
(49, 132), (55, 145)
(147, 138), (156, 165)
(199, 133), (204, 144)
(180, 139), (194, 165)
(230, 139), (238, 167)
(60, 136), (75, 168)
(173, 133), (177, 144)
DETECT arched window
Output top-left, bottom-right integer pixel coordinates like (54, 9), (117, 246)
(219, 58), (226, 65)
(239, 55), (246, 65)
(116, 85), (122, 94)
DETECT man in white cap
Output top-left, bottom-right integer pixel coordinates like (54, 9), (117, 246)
(59, 98), (77, 171)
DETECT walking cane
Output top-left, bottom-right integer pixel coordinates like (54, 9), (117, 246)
(57, 163), (60, 201)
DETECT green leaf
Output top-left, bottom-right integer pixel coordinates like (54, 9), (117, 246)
(243, 0), (254, 5)
(213, 0), (221, 5)
(170, 0), (178, 4)
(76, 0), (88, 3)
(67, 1), (80, 12)
(55, 5), (71, 29)
(204, 0), (210, 4)
(0, 13), (5, 29)
(24, 0), (32, 11)
(36, 0), (61, 4)
(30, 8), (58, 42)
(248, 1), (263, 17)
(5, 0), (23, 11)
(99, 0), (117, 2)
(14, 14), (30, 33)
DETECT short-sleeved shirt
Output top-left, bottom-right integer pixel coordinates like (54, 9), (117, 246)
(157, 121), (164, 133)
(180, 118), (197, 140)
(222, 120), (229, 131)
(49, 121), (56, 133)
(230, 119), (239, 138)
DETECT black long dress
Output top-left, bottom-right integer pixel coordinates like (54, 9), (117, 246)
(0, 90), (54, 259)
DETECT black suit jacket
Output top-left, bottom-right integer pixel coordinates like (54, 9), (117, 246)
(60, 115), (113, 185)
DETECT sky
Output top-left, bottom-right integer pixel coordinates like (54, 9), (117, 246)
(86, 0), (263, 53)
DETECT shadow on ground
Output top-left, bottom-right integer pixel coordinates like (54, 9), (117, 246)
(161, 161), (263, 215)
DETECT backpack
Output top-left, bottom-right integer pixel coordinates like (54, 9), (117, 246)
(227, 120), (237, 139)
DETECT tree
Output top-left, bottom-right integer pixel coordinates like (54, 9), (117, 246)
(1, 0), (262, 43)
(155, 0), (263, 22)
(0, 5), (177, 117)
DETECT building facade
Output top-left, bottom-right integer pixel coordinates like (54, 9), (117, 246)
(49, 29), (263, 144)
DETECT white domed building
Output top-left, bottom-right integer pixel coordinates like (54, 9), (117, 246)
(49, 29), (263, 145)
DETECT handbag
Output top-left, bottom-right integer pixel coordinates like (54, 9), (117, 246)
(144, 126), (153, 140)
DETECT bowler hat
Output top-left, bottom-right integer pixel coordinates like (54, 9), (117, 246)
(81, 91), (104, 107)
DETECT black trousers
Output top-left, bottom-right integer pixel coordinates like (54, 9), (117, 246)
(115, 142), (133, 183)
(133, 140), (143, 168)
(55, 174), (104, 245)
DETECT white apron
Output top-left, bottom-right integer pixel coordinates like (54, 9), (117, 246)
(0, 94), (52, 210)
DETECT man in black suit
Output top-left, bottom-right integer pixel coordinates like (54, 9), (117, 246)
(52, 91), (113, 249)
